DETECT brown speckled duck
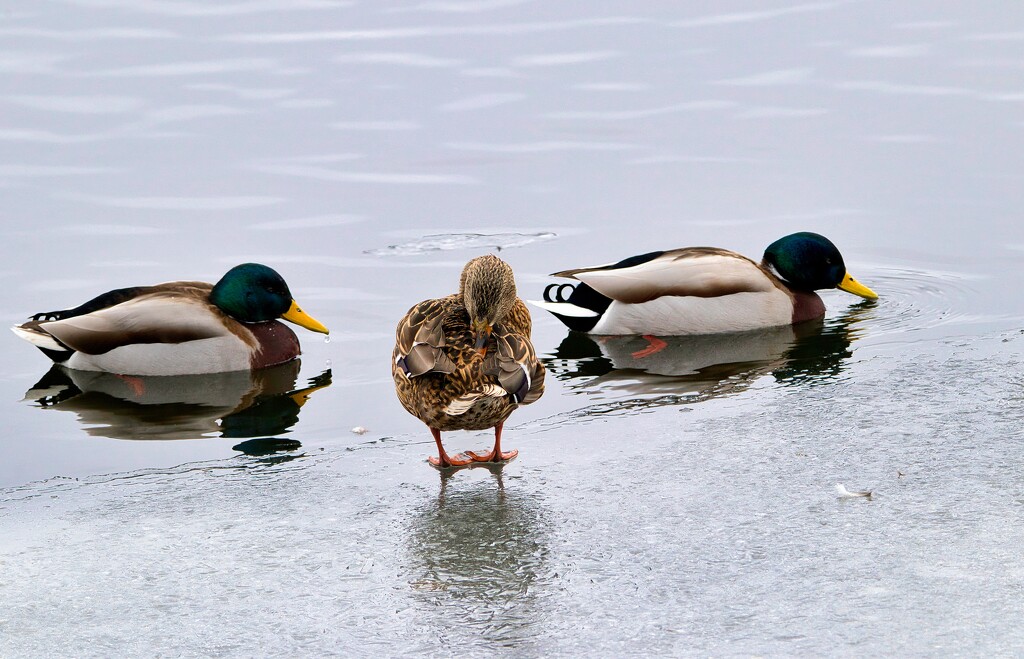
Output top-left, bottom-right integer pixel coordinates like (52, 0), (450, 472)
(392, 255), (545, 468)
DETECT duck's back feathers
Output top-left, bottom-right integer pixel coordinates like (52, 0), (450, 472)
(392, 295), (544, 431)
(26, 289), (229, 357)
(553, 248), (774, 304)
(27, 283), (199, 324)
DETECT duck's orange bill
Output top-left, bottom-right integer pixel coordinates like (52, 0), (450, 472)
(473, 322), (492, 357)
(282, 299), (329, 334)
(837, 272), (878, 300)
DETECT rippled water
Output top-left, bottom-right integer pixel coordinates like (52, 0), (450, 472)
(2, 1), (1023, 655)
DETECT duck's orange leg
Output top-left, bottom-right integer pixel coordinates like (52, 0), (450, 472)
(427, 428), (473, 468)
(465, 422), (518, 463)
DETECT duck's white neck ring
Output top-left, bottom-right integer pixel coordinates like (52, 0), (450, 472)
(765, 261), (790, 286)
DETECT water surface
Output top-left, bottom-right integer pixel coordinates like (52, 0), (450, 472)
(2, 1), (1023, 655)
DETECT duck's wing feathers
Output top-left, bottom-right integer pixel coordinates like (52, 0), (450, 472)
(27, 283), (204, 322)
(551, 247), (774, 304)
(483, 330), (545, 405)
(393, 296), (458, 378)
(19, 287), (236, 356)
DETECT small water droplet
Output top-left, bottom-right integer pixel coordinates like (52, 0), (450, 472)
(324, 335), (331, 344)
(325, 359), (332, 368)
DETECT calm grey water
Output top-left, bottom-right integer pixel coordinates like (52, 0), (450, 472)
(2, 1), (1023, 655)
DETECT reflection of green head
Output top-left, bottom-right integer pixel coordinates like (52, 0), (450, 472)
(210, 263), (293, 323)
(762, 232), (847, 292)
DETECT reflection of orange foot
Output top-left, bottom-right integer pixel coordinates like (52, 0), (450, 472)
(428, 453), (474, 468)
(465, 448), (518, 463)
(117, 374), (146, 397)
(632, 335), (667, 359)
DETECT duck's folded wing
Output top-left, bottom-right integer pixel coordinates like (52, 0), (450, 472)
(483, 332), (545, 405)
(552, 248), (774, 304)
(393, 298), (457, 378)
(27, 293), (231, 355)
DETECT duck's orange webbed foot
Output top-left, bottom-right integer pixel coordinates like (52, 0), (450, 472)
(427, 453), (474, 468)
(631, 335), (668, 359)
(427, 428), (475, 468)
(116, 374), (147, 397)
(464, 448), (518, 463)
(464, 421), (518, 463)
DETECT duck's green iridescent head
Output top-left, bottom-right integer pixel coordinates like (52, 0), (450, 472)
(763, 232), (878, 299)
(210, 263), (329, 333)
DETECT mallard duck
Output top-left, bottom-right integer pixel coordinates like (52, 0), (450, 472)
(393, 255), (545, 468)
(530, 232), (878, 335)
(11, 263), (329, 376)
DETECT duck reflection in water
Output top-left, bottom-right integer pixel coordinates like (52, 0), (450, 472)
(406, 465), (552, 648)
(22, 360), (331, 441)
(544, 301), (875, 402)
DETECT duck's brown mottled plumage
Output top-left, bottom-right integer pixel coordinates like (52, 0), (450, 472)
(392, 255), (545, 466)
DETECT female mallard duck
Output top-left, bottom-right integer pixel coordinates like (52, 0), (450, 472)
(393, 255), (545, 468)
(531, 232), (878, 335)
(11, 263), (329, 376)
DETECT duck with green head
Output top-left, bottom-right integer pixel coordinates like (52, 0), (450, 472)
(530, 232), (878, 335)
(12, 263), (329, 376)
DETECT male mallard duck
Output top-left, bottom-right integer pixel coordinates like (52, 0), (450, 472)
(11, 263), (329, 376)
(530, 232), (878, 335)
(393, 255), (545, 468)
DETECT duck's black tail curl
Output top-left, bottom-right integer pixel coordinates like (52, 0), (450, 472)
(543, 283), (577, 304)
(541, 282), (612, 333)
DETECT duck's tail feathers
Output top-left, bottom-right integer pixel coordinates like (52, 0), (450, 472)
(11, 325), (73, 361)
(444, 384), (506, 416)
(526, 299), (597, 318)
(526, 282), (612, 332)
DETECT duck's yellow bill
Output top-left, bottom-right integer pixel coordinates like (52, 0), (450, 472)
(282, 300), (329, 334)
(837, 272), (878, 300)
